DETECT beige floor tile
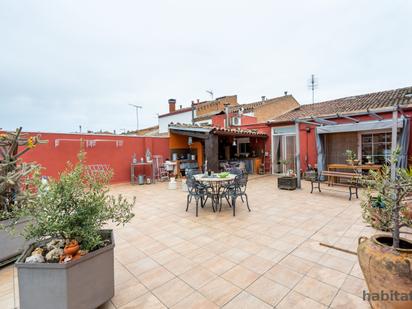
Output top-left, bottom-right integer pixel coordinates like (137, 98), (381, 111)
(318, 253), (355, 274)
(179, 266), (217, 289)
(246, 276), (290, 306)
(239, 255), (275, 274)
(198, 277), (241, 306)
(125, 257), (159, 277)
(138, 266), (175, 290)
(220, 247), (251, 263)
(341, 275), (368, 298)
(115, 247), (147, 265)
(112, 278), (148, 308)
(118, 292), (166, 309)
(278, 255), (314, 274)
(277, 291), (327, 309)
(350, 262), (365, 279)
(150, 248), (182, 265)
(307, 265), (347, 288)
(163, 257), (196, 275)
(221, 265), (260, 289)
(294, 276), (338, 306)
(264, 264), (304, 288)
(202, 255), (236, 275)
(171, 291), (219, 309)
(152, 277), (194, 307)
(330, 290), (370, 309)
(223, 291), (272, 309)
(256, 247), (288, 262)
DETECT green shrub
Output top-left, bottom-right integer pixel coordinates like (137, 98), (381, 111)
(10, 150), (135, 251)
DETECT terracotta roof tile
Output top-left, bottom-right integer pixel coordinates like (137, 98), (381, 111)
(270, 86), (412, 123)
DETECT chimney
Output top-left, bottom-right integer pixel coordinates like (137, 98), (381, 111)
(224, 103), (230, 129)
(284, 91), (288, 96)
(168, 99), (176, 113)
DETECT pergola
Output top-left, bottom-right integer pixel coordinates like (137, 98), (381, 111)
(294, 105), (410, 188)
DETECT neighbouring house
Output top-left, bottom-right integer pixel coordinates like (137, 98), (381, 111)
(268, 85), (412, 178)
(158, 96), (238, 134)
(130, 125), (164, 136)
(210, 94), (300, 128)
(158, 99), (195, 134)
(193, 95), (238, 125)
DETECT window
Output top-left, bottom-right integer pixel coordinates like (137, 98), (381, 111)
(361, 132), (392, 164)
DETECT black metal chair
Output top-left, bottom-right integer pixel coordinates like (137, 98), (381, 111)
(224, 173), (250, 216)
(186, 176), (211, 216)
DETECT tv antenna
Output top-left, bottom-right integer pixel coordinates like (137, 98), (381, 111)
(206, 90), (214, 100)
(307, 74), (318, 104)
(128, 104), (143, 131)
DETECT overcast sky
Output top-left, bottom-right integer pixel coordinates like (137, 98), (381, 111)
(1, 0), (411, 133)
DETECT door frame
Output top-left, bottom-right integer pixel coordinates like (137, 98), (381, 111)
(271, 126), (296, 174)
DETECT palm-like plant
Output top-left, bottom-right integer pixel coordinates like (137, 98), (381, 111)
(0, 127), (44, 219)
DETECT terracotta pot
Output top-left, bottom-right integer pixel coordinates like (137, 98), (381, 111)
(64, 240), (80, 256)
(357, 235), (412, 309)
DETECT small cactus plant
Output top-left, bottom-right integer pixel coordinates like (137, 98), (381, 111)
(0, 127), (44, 220)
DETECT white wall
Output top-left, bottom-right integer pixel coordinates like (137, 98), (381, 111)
(158, 111), (193, 133)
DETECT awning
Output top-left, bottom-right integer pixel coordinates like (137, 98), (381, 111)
(316, 119), (404, 134)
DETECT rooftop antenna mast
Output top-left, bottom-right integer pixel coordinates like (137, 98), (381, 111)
(128, 104), (143, 131)
(206, 90), (214, 100)
(308, 74), (318, 104)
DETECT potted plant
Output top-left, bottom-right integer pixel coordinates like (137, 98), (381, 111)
(366, 155), (374, 165)
(360, 167), (394, 232)
(358, 150), (412, 309)
(277, 159), (297, 190)
(0, 127), (44, 266)
(345, 149), (358, 165)
(8, 150), (135, 309)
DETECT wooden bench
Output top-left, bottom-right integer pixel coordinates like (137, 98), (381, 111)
(310, 171), (361, 200)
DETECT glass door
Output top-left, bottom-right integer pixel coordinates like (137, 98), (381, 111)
(284, 135), (296, 173)
(272, 134), (296, 174)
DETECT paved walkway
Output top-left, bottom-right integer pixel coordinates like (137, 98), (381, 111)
(1, 176), (391, 308)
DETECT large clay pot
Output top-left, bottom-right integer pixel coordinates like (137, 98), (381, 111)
(357, 234), (412, 309)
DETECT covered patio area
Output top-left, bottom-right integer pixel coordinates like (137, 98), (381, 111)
(168, 123), (268, 175)
(0, 176), (387, 308)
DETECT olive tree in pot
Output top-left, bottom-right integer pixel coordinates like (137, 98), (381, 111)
(0, 127), (44, 266)
(358, 150), (412, 309)
(8, 150), (135, 309)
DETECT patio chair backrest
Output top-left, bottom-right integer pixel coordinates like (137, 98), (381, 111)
(234, 173), (248, 192)
(229, 167), (243, 175)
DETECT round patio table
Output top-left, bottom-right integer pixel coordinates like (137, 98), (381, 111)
(194, 174), (236, 212)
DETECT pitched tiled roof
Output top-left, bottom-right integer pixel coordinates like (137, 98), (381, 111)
(193, 95), (298, 121)
(270, 86), (412, 123)
(168, 123), (267, 137)
(230, 95), (295, 113)
(158, 106), (193, 118)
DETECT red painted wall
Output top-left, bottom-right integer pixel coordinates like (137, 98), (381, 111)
(19, 132), (169, 183)
(211, 113), (257, 127)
